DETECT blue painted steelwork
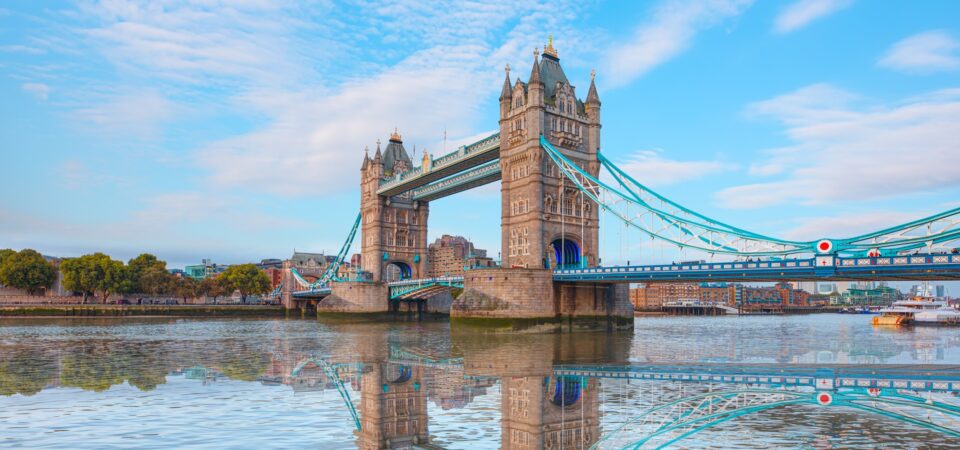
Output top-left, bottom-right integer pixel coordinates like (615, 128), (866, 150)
(290, 358), (362, 432)
(554, 363), (960, 392)
(410, 159), (501, 202)
(388, 276), (464, 300)
(596, 389), (960, 449)
(290, 213), (362, 297)
(575, 362), (960, 448)
(554, 254), (960, 282)
(377, 132), (501, 197)
(541, 136), (960, 258)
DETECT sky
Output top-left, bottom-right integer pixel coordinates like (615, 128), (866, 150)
(1, 0), (959, 274)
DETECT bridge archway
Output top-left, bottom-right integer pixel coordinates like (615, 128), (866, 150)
(549, 376), (582, 407)
(383, 261), (413, 282)
(551, 237), (581, 269)
(385, 364), (414, 384)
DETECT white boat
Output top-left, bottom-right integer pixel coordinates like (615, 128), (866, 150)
(873, 296), (960, 326)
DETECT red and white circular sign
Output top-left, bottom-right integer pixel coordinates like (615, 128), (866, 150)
(817, 392), (833, 405)
(816, 240), (833, 254)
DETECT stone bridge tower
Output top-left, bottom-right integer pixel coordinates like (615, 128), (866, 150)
(499, 37), (601, 270)
(359, 130), (430, 282)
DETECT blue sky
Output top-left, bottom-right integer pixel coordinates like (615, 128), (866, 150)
(1, 0), (959, 270)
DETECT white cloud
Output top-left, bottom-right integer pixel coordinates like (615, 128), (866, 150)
(187, 1), (587, 196)
(879, 30), (960, 73)
(1, 44), (45, 54)
(614, 149), (736, 187)
(773, 0), (853, 34)
(604, 0), (753, 87)
(782, 210), (921, 241)
(717, 84), (960, 208)
(74, 90), (177, 139)
(21, 82), (50, 100)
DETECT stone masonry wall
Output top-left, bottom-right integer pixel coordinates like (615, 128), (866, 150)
(556, 282), (632, 318)
(317, 281), (389, 313)
(454, 268), (556, 318)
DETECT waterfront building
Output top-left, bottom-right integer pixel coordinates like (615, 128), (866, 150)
(427, 235), (495, 277)
(185, 259), (228, 280)
(699, 282), (738, 306)
(841, 285), (901, 305)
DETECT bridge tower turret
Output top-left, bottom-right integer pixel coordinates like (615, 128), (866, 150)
(499, 37), (600, 270)
(359, 131), (430, 283)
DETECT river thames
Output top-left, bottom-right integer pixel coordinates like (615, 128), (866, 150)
(2, 314), (960, 449)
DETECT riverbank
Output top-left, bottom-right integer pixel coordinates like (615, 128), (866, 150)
(0, 304), (287, 317)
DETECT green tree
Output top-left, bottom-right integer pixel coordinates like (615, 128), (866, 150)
(0, 249), (55, 295)
(219, 264), (270, 302)
(61, 253), (109, 303)
(128, 253), (166, 293)
(100, 260), (134, 303)
(61, 253), (132, 303)
(0, 248), (15, 268)
(139, 266), (172, 297)
(200, 276), (227, 304)
(172, 276), (199, 303)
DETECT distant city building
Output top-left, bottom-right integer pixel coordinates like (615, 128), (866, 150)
(630, 281), (814, 310)
(258, 258), (283, 270)
(185, 259), (228, 280)
(290, 252), (334, 275)
(427, 235), (495, 277)
(841, 285), (901, 306)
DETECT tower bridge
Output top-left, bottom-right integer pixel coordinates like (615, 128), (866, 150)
(279, 38), (960, 320)
(293, 348), (960, 448)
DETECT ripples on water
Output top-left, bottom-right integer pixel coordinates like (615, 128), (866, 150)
(1, 314), (959, 448)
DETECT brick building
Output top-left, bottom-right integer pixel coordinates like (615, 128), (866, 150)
(630, 281), (812, 310)
(427, 234), (494, 277)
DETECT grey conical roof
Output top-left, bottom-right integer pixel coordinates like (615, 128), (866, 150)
(586, 76), (600, 105)
(500, 68), (512, 100)
(382, 134), (411, 173)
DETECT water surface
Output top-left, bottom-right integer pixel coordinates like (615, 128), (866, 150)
(2, 314), (959, 448)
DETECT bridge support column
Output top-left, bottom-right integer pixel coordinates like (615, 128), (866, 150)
(317, 281), (389, 314)
(453, 268), (632, 330)
(454, 268), (555, 319)
(555, 282), (633, 322)
(281, 261), (295, 310)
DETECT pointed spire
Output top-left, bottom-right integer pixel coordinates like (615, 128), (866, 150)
(529, 47), (541, 85)
(586, 69), (600, 105)
(499, 63), (512, 100)
(361, 146), (370, 170)
(374, 139), (382, 160)
(543, 34), (557, 58)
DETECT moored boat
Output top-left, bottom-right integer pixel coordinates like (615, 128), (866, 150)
(873, 296), (960, 326)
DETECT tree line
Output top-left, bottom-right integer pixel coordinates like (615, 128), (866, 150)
(0, 249), (272, 303)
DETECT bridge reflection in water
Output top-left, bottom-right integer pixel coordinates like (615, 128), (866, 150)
(271, 324), (960, 449)
(3, 318), (960, 448)
(284, 351), (960, 449)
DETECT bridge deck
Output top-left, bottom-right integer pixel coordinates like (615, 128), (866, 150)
(377, 133), (500, 197)
(554, 255), (960, 282)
